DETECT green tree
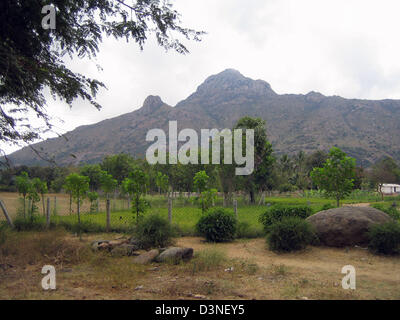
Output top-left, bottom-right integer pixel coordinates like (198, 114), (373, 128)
(155, 172), (169, 195)
(122, 168), (149, 224)
(369, 157), (400, 200)
(64, 173), (89, 226)
(0, 1), (204, 152)
(32, 177), (48, 216)
(27, 182), (40, 221)
(193, 171), (215, 213)
(310, 147), (356, 207)
(15, 171), (31, 218)
(80, 164), (103, 191)
(87, 191), (99, 213)
(101, 154), (135, 184)
(99, 171), (118, 200)
(234, 117), (274, 203)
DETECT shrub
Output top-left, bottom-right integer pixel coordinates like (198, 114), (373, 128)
(134, 213), (174, 249)
(259, 205), (312, 233)
(371, 204), (400, 220)
(13, 215), (48, 231)
(196, 208), (237, 242)
(368, 222), (400, 255)
(266, 217), (318, 252)
(321, 203), (335, 211)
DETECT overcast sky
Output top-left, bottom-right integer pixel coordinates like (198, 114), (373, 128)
(4, 0), (400, 155)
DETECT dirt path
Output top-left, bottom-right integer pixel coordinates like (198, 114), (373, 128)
(343, 202), (371, 207)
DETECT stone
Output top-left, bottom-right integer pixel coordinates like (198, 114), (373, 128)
(155, 247), (194, 263)
(111, 244), (137, 257)
(129, 237), (144, 250)
(306, 207), (392, 247)
(132, 249), (160, 264)
(91, 240), (110, 251)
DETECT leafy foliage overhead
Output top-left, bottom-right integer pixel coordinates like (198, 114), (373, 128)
(0, 0), (204, 151)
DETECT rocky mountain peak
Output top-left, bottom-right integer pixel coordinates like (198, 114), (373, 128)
(141, 95), (164, 112)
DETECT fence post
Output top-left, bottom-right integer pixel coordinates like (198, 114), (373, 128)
(233, 199), (238, 220)
(96, 199), (99, 213)
(168, 198), (172, 224)
(46, 197), (50, 228)
(0, 199), (14, 228)
(106, 199), (111, 232)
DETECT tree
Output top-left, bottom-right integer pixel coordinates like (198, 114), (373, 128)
(193, 171), (215, 213)
(32, 177), (48, 215)
(27, 182), (40, 221)
(15, 171), (31, 218)
(101, 154), (135, 184)
(234, 117), (274, 204)
(80, 164), (103, 191)
(369, 157), (400, 200)
(99, 170), (118, 200)
(122, 168), (149, 224)
(155, 172), (169, 195)
(310, 147), (356, 207)
(87, 191), (99, 213)
(64, 173), (89, 226)
(0, 1), (204, 154)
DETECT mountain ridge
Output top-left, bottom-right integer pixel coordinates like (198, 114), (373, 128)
(7, 69), (400, 167)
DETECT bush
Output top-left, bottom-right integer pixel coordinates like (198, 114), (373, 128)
(321, 203), (335, 211)
(259, 205), (312, 233)
(134, 214), (174, 249)
(196, 208), (237, 242)
(368, 222), (400, 255)
(13, 215), (48, 231)
(371, 204), (400, 220)
(267, 217), (318, 252)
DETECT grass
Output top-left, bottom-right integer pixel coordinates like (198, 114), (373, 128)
(1, 230), (400, 299)
(2, 191), (399, 238)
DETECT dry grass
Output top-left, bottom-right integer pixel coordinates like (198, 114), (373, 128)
(0, 192), (130, 219)
(0, 231), (399, 300)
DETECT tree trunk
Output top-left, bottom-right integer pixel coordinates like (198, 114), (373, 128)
(77, 197), (81, 224)
(250, 190), (255, 204)
(69, 193), (72, 214)
(46, 198), (50, 228)
(23, 195), (26, 219)
(336, 197), (340, 208)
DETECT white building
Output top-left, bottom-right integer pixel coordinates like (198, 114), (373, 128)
(381, 183), (400, 195)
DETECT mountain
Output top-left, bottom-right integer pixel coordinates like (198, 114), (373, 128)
(7, 69), (400, 167)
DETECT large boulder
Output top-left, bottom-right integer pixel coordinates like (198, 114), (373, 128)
(306, 206), (392, 247)
(155, 247), (194, 263)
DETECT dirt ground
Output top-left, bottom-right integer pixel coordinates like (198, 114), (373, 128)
(0, 233), (399, 300)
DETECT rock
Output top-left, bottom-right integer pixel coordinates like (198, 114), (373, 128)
(91, 240), (110, 251)
(111, 244), (137, 257)
(108, 239), (129, 247)
(132, 249), (160, 264)
(155, 247), (194, 263)
(306, 207), (392, 247)
(129, 237), (144, 250)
